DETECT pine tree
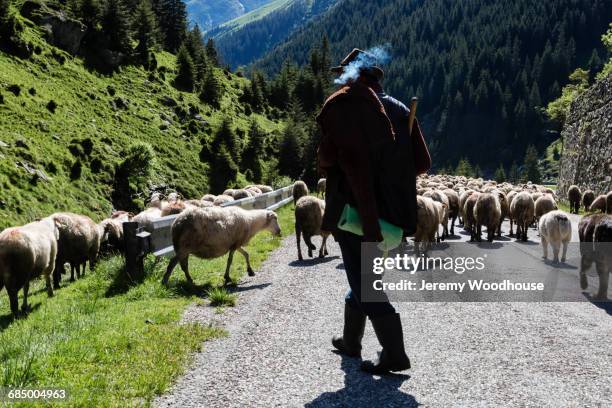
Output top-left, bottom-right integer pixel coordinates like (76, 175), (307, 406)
(522, 145), (541, 183)
(278, 122), (304, 179)
(208, 143), (238, 194)
(241, 120), (266, 182)
(159, 0), (186, 52)
(133, 0), (158, 67)
(249, 70), (265, 112)
(454, 158), (473, 177)
(473, 165), (483, 179)
(494, 164), (506, 182)
(184, 25), (207, 81)
(102, 0), (132, 54)
(212, 118), (240, 163)
(205, 38), (219, 66)
(508, 161), (520, 183)
(199, 68), (222, 108)
(79, 0), (101, 29)
(174, 44), (195, 91)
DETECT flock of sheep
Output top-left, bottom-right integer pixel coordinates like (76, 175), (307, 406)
(0, 184), (280, 318)
(2, 174), (611, 318)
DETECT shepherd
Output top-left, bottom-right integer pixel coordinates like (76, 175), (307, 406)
(317, 48), (431, 374)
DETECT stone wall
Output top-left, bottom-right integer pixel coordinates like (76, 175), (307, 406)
(557, 73), (612, 198)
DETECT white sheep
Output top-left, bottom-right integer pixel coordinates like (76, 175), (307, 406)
(132, 207), (163, 233)
(0, 217), (59, 317)
(295, 196), (329, 260)
(293, 181), (309, 205)
(317, 178), (326, 198)
(539, 210), (572, 263)
(163, 206), (282, 285)
(51, 212), (103, 285)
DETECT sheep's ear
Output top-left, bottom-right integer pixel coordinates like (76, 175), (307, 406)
(266, 211), (277, 222)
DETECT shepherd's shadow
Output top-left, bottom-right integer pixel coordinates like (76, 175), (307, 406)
(305, 355), (418, 408)
(583, 292), (612, 316)
(289, 256), (340, 267)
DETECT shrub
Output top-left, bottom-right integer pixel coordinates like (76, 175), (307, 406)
(70, 160), (82, 180)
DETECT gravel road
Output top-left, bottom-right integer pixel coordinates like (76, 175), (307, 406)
(156, 215), (612, 408)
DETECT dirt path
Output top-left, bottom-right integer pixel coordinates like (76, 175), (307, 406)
(156, 218), (612, 407)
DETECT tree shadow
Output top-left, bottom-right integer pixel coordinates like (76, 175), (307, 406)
(104, 266), (148, 298)
(289, 256), (341, 267)
(305, 354), (418, 407)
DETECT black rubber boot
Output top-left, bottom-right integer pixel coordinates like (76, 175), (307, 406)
(332, 303), (366, 357)
(361, 313), (411, 374)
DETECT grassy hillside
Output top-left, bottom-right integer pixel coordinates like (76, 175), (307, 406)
(0, 17), (284, 229)
(214, 0), (293, 35)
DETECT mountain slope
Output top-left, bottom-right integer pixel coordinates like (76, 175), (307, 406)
(209, 0), (337, 69)
(187, 0), (276, 31)
(254, 0), (612, 169)
(0, 19), (283, 229)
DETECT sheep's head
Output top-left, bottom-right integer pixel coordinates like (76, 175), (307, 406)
(265, 211), (281, 236)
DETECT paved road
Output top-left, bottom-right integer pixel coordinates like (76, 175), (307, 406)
(156, 215), (612, 407)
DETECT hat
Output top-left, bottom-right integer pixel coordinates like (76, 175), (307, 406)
(330, 48), (384, 79)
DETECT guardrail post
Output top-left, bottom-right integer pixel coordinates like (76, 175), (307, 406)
(124, 222), (144, 280)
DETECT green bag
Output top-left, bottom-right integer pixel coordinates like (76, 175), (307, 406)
(337, 204), (404, 251)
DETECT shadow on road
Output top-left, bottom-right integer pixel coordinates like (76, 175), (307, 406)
(583, 293), (612, 316)
(305, 355), (418, 408)
(289, 256), (341, 267)
(230, 282), (272, 293)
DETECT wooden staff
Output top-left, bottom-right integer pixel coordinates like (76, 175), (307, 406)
(407, 97), (418, 138)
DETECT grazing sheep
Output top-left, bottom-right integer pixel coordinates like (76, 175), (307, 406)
(458, 190), (475, 226)
(495, 191), (509, 237)
(185, 199), (214, 208)
(99, 211), (131, 253)
(213, 194), (235, 206)
(579, 214), (612, 299)
(133, 207), (163, 233)
(51, 212), (103, 286)
(252, 184), (273, 193)
(535, 194), (558, 226)
(317, 178), (326, 198)
(423, 190), (450, 238)
(510, 192), (535, 242)
(473, 193), (501, 242)
(414, 196), (438, 254)
(201, 194), (216, 202)
(163, 206), (282, 286)
(148, 192), (163, 209)
(463, 192), (480, 235)
(589, 195), (607, 213)
(222, 189), (236, 197)
(582, 190), (595, 212)
(245, 186), (262, 196)
(295, 196), (329, 260)
(0, 217), (59, 317)
(232, 189), (253, 200)
(506, 190), (519, 235)
(293, 181), (309, 205)
(567, 185), (581, 214)
(442, 188), (460, 236)
(539, 210), (572, 263)
(161, 201), (188, 216)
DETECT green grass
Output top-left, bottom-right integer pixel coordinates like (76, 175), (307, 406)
(0, 17), (284, 229)
(215, 0), (293, 37)
(0, 204), (294, 406)
(207, 287), (237, 307)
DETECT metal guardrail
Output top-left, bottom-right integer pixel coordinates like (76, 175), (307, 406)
(123, 185), (294, 279)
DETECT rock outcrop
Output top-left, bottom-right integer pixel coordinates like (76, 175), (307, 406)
(21, 0), (86, 55)
(558, 73), (612, 198)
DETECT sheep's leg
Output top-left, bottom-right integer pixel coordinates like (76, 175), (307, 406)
(319, 235), (329, 258)
(509, 219), (514, 236)
(7, 287), (19, 318)
(172, 257), (190, 285)
(21, 281), (29, 313)
(580, 254), (592, 290)
(552, 241), (561, 263)
(162, 256), (180, 285)
(70, 264), (76, 282)
(80, 262), (86, 277)
(595, 258), (609, 299)
(561, 241), (568, 263)
(451, 216), (456, 236)
(541, 237), (548, 259)
(53, 259), (62, 289)
(224, 250), (236, 285)
(237, 247), (254, 276)
(296, 225), (303, 261)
